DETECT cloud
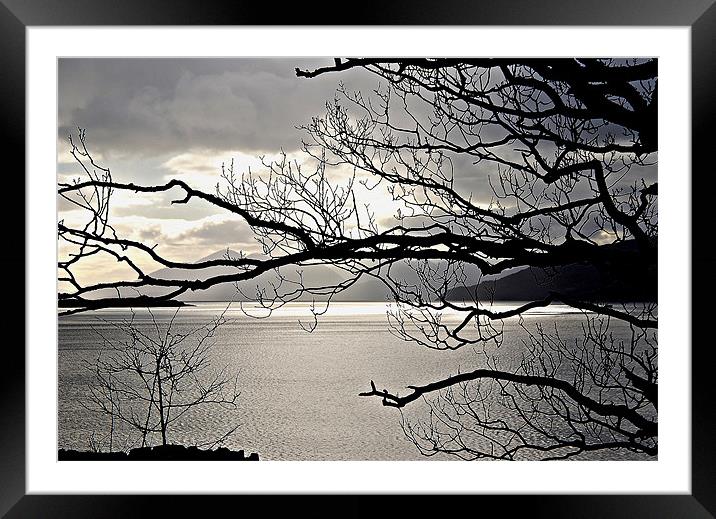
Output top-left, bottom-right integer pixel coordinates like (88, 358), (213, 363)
(56, 57), (511, 249)
(95, 215), (262, 267)
(173, 218), (255, 247)
(160, 149), (307, 192)
(111, 195), (221, 221)
(58, 58), (377, 160)
(58, 57), (659, 289)
(138, 225), (163, 242)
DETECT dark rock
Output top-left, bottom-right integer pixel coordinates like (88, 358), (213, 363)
(58, 444), (259, 461)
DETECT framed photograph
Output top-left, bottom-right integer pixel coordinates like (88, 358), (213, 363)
(4, 0), (715, 516)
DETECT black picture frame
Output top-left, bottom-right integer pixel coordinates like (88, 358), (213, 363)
(2, 1), (714, 516)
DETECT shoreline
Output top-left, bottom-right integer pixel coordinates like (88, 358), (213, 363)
(58, 444), (259, 461)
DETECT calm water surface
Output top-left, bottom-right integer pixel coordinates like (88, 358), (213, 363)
(58, 302), (649, 460)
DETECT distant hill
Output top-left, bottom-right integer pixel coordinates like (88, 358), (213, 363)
(77, 241), (655, 304)
(153, 250), (379, 302)
(137, 249), (485, 303)
(447, 244), (657, 303)
(80, 249), (398, 303)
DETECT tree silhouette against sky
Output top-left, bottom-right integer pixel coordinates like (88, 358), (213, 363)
(59, 59), (658, 459)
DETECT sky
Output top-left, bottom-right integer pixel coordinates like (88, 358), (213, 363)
(57, 58), (657, 289)
(58, 58), (400, 285)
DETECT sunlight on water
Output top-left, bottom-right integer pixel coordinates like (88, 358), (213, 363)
(58, 302), (649, 461)
(81, 301), (585, 319)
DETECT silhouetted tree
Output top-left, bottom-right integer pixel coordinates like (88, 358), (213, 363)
(58, 58), (657, 459)
(83, 307), (240, 450)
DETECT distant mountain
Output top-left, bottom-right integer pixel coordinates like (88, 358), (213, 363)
(80, 240), (655, 304)
(81, 249), (394, 303)
(150, 250), (391, 302)
(151, 250), (484, 303)
(144, 249), (318, 302)
(447, 243), (657, 303)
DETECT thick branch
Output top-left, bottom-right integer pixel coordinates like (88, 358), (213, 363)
(359, 370), (656, 436)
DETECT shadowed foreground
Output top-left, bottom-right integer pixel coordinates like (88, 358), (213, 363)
(58, 445), (259, 461)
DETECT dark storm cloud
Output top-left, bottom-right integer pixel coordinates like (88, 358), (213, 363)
(58, 58), (377, 159)
(55, 58), (543, 201)
(58, 58), (657, 215)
